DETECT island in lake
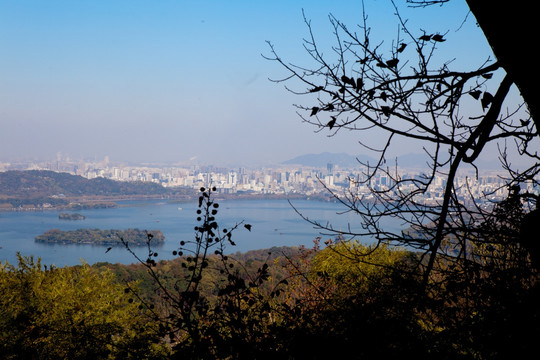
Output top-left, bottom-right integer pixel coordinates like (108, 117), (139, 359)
(59, 213), (86, 220)
(35, 228), (165, 246)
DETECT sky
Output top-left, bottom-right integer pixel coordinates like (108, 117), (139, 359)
(0, 0), (503, 167)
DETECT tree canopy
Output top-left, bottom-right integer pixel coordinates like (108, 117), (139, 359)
(0, 254), (168, 359)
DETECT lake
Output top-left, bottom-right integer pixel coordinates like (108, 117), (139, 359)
(0, 198), (402, 267)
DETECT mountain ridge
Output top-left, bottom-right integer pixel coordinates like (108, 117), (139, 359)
(282, 152), (501, 169)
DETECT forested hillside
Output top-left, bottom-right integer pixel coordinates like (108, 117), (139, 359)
(0, 170), (170, 197)
(3, 237), (536, 359)
(0, 170), (193, 208)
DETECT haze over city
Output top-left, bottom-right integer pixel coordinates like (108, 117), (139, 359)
(0, 0), (513, 167)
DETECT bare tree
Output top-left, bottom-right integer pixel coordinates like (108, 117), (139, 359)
(264, 1), (539, 283)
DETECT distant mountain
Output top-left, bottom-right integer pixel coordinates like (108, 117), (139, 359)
(389, 153), (502, 170)
(282, 152), (377, 168)
(283, 152), (502, 170)
(282, 152), (431, 169)
(390, 153), (430, 169)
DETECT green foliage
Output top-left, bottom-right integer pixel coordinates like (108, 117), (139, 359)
(119, 187), (536, 358)
(0, 254), (169, 360)
(35, 228), (165, 246)
(311, 240), (411, 290)
(119, 187), (299, 358)
(426, 188), (540, 358)
(270, 241), (433, 359)
(4, 186), (536, 359)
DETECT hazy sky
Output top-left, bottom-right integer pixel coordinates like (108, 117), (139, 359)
(0, 0), (501, 167)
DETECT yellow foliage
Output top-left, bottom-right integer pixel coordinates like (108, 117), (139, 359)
(0, 253), (169, 359)
(311, 241), (410, 289)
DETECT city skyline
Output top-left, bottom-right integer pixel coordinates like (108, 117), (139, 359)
(0, 151), (527, 209)
(1, 1), (509, 167)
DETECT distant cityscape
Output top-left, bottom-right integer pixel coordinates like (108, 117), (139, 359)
(1, 154), (538, 205)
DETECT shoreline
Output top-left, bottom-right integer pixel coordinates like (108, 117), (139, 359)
(0, 192), (339, 213)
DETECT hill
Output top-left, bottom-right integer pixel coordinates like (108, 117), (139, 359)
(0, 170), (170, 197)
(0, 170), (190, 209)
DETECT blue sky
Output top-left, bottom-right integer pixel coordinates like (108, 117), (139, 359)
(0, 0), (499, 167)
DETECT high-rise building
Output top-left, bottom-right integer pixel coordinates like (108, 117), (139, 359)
(327, 162), (334, 175)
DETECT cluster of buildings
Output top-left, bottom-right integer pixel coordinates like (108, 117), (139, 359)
(2, 155), (538, 205)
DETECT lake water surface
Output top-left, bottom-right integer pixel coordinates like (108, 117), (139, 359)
(0, 198), (401, 267)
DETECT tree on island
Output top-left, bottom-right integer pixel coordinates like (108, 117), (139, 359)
(58, 213), (86, 220)
(35, 228), (165, 246)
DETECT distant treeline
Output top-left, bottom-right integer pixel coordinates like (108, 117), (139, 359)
(58, 213), (86, 220)
(35, 228), (165, 246)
